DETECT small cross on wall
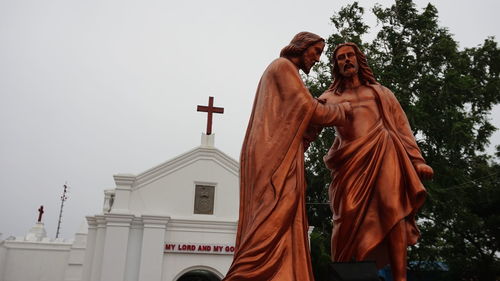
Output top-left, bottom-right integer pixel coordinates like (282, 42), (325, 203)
(37, 205), (44, 223)
(197, 96), (224, 135)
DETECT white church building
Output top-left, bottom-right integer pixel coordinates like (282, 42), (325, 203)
(0, 133), (240, 281)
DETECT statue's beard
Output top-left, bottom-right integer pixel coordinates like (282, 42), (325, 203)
(341, 65), (358, 78)
(299, 58), (312, 74)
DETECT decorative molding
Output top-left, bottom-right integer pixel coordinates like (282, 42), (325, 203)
(133, 147), (239, 190)
(141, 215), (170, 229)
(86, 216), (98, 228)
(104, 213), (134, 227)
(3, 241), (72, 250)
(95, 215), (107, 228)
(130, 217), (143, 229)
(166, 218), (237, 234)
(113, 174), (136, 187)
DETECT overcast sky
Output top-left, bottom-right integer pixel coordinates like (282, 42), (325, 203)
(1, 0), (499, 239)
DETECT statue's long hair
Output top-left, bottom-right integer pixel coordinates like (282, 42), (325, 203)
(280, 32), (324, 58)
(328, 42), (377, 94)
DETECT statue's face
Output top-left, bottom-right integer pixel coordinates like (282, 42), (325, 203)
(336, 46), (358, 78)
(299, 41), (325, 74)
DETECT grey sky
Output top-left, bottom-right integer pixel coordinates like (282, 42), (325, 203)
(1, 0), (499, 239)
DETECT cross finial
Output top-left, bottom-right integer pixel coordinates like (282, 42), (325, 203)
(37, 205), (44, 223)
(197, 96), (224, 135)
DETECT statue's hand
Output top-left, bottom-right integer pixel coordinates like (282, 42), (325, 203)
(340, 101), (353, 117)
(415, 163), (434, 180)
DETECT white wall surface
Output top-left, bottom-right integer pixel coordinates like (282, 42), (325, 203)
(1, 240), (71, 281)
(0, 242), (6, 280)
(124, 223), (143, 281)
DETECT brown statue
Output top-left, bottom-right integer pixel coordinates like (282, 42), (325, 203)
(223, 32), (353, 281)
(319, 42), (433, 281)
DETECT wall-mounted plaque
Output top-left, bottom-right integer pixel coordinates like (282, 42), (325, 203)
(194, 185), (215, 215)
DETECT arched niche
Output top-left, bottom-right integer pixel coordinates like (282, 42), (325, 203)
(173, 265), (223, 281)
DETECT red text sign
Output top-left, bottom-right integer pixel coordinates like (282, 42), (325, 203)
(165, 242), (235, 255)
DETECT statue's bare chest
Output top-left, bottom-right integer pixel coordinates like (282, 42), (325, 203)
(328, 87), (380, 118)
(325, 86), (382, 140)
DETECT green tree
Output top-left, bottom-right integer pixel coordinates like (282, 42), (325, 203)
(304, 1), (500, 280)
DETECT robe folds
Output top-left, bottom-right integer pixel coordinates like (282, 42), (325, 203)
(324, 84), (427, 268)
(223, 58), (351, 281)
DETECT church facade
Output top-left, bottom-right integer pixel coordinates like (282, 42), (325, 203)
(83, 134), (239, 281)
(0, 133), (240, 281)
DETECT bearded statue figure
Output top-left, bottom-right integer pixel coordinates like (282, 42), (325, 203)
(319, 42), (433, 281)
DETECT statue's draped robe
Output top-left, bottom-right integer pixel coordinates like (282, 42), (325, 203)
(324, 84), (427, 268)
(223, 58), (350, 281)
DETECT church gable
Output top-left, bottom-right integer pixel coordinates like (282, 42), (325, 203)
(133, 146), (238, 189)
(110, 142), (239, 220)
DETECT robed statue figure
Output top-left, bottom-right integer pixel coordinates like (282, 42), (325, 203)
(319, 42), (434, 281)
(223, 33), (353, 281)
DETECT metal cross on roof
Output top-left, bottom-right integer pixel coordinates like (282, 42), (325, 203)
(197, 96), (224, 135)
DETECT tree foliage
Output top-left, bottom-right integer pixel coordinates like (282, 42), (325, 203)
(304, 1), (500, 280)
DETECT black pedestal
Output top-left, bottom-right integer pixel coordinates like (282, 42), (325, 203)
(329, 261), (380, 281)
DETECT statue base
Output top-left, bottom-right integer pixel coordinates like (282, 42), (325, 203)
(328, 261), (379, 281)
